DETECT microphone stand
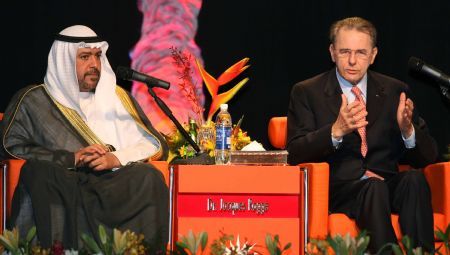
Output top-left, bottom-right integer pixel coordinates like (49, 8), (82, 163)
(438, 84), (450, 101)
(146, 87), (201, 154)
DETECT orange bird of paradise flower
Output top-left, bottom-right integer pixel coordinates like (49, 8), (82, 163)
(196, 58), (250, 122)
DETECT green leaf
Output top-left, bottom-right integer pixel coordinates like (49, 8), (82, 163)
(413, 246), (423, 255)
(326, 236), (339, 253)
(283, 242), (292, 251)
(175, 242), (190, 255)
(392, 244), (403, 255)
(186, 230), (197, 253)
(436, 231), (447, 241)
(355, 237), (370, 255)
(446, 225), (450, 237)
(112, 229), (128, 255)
(265, 234), (275, 254)
(276, 246), (282, 255)
(4, 230), (19, 249)
(99, 225), (108, 245)
(356, 229), (367, 240)
(232, 115), (245, 136)
(402, 235), (413, 254)
(0, 235), (16, 252)
(176, 241), (188, 249)
(81, 233), (101, 254)
(25, 226), (36, 243)
(200, 232), (208, 251)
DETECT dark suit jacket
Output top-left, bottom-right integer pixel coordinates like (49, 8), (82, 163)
(287, 69), (438, 183)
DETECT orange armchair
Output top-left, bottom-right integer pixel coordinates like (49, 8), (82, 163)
(0, 159), (169, 233)
(0, 112), (170, 233)
(268, 117), (450, 243)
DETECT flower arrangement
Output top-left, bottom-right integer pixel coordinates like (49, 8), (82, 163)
(80, 225), (148, 255)
(436, 225), (450, 255)
(175, 230), (208, 255)
(231, 116), (251, 151)
(170, 47), (204, 124)
(222, 235), (256, 255)
(307, 225), (450, 255)
(195, 56), (249, 123)
(264, 234), (291, 255)
(175, 230), (288, 255)
(0, 226), (290, 255)
(167, 48), (252, 160)
(0, 225), (150, 255)
(2, 225), (450, 255)
(307, 231), (369, 255)
(164, 121), (198, 159)
(0, 227), (36, 255)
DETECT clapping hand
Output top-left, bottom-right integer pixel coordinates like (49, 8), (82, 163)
(397, 92), (414, 138)
(331, 94), (368, 139)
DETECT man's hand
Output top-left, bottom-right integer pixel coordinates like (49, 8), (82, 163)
(75, 144), (122, 171)
(84, 152), (121, 171)
(331, 94), (368, 139)
(364, 170), (385, 180)
(75, 144), (107, 166)
(397, 92), (414, 139)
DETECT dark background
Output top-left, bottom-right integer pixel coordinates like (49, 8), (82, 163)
(1, 1), (449, 160)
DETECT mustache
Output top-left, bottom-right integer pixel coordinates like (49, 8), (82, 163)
(84, 68), (100, 77)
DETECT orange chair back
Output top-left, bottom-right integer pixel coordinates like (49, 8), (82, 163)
(268, 117), (287, 149)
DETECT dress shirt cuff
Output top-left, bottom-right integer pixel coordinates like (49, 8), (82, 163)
(331, 134), (343, 148)
(111, 141), (158, 166)
(402, 126), (416, 149)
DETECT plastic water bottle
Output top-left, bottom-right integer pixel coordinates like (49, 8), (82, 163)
(188, 118), (198, 143)
(215, 104), (232, 165)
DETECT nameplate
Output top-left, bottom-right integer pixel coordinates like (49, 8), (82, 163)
(177, 194), (300, 218)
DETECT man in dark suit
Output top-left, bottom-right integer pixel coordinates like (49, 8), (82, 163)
(287, 17), (438, 252)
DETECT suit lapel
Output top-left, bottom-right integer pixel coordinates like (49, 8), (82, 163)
(366, 71), (386, 129)
(324, 70), (342, 117)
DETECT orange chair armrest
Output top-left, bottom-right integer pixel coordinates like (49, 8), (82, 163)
(3, 159), (25, 218)
(299, 162), (329, 239)
(423, 162), (450, 225)
(148, 160), (169, 186)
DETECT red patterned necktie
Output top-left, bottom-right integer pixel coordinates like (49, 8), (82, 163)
(351, 86), (368, 157)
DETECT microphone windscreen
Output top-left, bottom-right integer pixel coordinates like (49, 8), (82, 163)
(408, 57), (424, 72)
(116, 66), (132, 80)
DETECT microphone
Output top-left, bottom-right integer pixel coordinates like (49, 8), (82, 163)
(116, 66), (170, 90)
(408, 57), (450, 88)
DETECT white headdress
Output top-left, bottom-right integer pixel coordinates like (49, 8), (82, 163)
(43, 25), (149, 151)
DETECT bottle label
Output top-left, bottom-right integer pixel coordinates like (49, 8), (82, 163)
(215, 126), (231, 150)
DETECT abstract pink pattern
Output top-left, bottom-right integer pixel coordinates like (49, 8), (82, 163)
(131, 0), (204, 134)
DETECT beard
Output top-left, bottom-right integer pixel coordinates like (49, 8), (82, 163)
(79, 68), (100, 92)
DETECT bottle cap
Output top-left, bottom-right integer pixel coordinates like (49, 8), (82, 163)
(220, 104), (228, 111)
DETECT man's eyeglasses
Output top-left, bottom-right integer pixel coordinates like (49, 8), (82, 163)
(335, 49), (372, 60)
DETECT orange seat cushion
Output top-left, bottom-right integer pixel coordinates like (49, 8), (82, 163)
(328, 212), (445, 241)
(328, 213), (359, 237)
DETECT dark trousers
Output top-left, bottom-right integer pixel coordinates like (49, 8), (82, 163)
(11, 159), (169, 251)
(330, 170), (434, 253)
